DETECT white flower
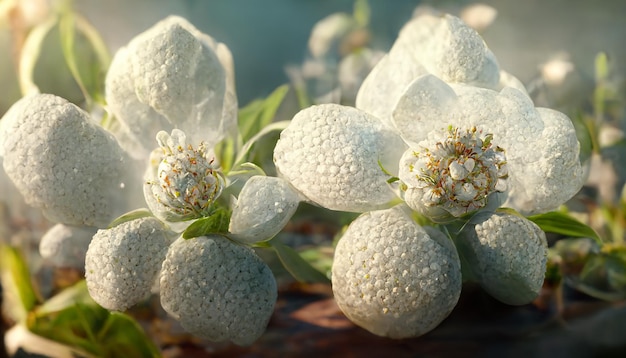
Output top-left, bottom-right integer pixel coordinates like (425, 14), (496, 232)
(394, 75), (584, 218)
(273, 103), (406, 212)
(39, 224), (97, 269)
(332, 205), (461, 339)
(0, 94), (132, 227)
(105, 15), (237, 159)
(356, 13), (526, 127)
(229, 175), (300, 244)
(159, 235), (277, 346)
(85, 217), (173, 311)
(456, 211), (548, 305)
(144, 129), (224, 222)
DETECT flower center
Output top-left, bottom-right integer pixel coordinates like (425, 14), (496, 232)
(402, 126), (508, 218)
(147, 130), (223, 220)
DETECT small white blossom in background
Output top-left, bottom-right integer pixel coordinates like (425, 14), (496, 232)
(160, 235), (277, 346)
(39, 224), (97, 269)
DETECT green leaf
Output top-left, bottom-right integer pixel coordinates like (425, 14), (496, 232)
(238, 84), (289, 143)
(58, 11), (111, 108)
(353, 0), (371, 27)
(528, 211), (602, 244)
(268, 240), (330, 283)
(107, 208), (153, 229)
(97, 312), (161, 357)
(233, 120), (291, 167)
(182, 208), (232, 239)
(595, 52), (609, 83)
(0, 245), (40, 323)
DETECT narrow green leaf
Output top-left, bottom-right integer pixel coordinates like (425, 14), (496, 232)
(269, 240), (330, 283)
(182, 208), (232, 239)
(233, 120), (291, 167)
(0, 245), (40, 322)
(97, 312), (161, 357)
(528, 211), (602, 244)
(238, 84), (289, 143)
(18, 17), (57, 95)
(594, 52), (609, 83)
(58, 12), (110, 108)
(353, 0), (371, 27)
(107, 208), (153, 229)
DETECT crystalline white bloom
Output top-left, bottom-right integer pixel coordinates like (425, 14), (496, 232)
(106, 15), (238, 159)
(0, 94), (132, 227)
(332, 205), (461, 339)
(85, 217), (173, 311)
(307, 12), (357, 58)
(229, 176), (300, 244)
(160, 235), (277, 346)
(356, 13), (526, 127)
(456, 211), (548, 305)
(144, 129), (224, 222)
(394, 75), (584, 216)
(39, 224), (97, 269)
(274, 103), (406, 212)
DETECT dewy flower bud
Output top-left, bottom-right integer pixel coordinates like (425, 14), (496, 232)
(456, 211), (547, 305)
(229, 176), (300, 244)
(160, 235), (277, 346)
(85, 217), (173, 311)
(144, 129), (224, 222)
(332, 206), (461, 339)
(399, 126), (508, 221)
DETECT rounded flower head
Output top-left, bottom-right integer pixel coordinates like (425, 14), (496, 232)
(274, 103), (406, 212)
(85, 217), (173, 311)
(106, 15), (238, 158)
(394, 75), (584, 216)
(39, 224), (97, 269)
(229, 175), (300, 244)
(160, 235), (277, 346)
(144, 129), (224, 222)
(356, 13), (526, 127)
(400, 125), (508, 221)
(456, 211), (548, 305)
(332, 206), (461, 339)
(0, 94), (131, 227)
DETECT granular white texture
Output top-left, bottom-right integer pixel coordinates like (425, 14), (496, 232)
(229, 176), (300, 244)
(332, 206), (462, 338)
(356, 13), (526, 127)
(85, 217), (172, 311)
(160, 235), (277, 346)
(393, 75), (584, 216)
(0, 94), (130, 227)
(273, 103), (405, 212)
(39, 224), (97, 269)
(457, 212), (547, 305)
(106, 15), (237, 159)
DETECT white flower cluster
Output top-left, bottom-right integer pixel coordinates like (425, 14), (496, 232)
(272, 13), (584, 338)
(1, 16), (288, 346)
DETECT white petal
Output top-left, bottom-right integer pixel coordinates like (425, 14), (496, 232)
(85, 217), (173, 311)
(160, 235), (276, 346)
(274, 104), (405, 212)
(229, 176), (300, 244)
(106, 16), (234, 158)
(457, 212), (547, 305)
(332, 205), (461, 338)
(1, 94), (132, 227)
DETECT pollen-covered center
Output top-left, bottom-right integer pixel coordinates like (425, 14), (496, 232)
(401, 126), (508, 218)
(147, 129), (223, 220)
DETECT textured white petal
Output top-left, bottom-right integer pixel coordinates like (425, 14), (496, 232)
(456, 212), (547, 305)
(85, 217), (172, 311)
(356, 13), (500, 124)
(274, 104), (405, 212)
(106, 16), (236, 159)
(332, 205), (461, 338)
(160, 235), (277, 346)
(229, 176), (300, 244)
(39, 224), (97, 269)
(0, 94), (131, 227)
